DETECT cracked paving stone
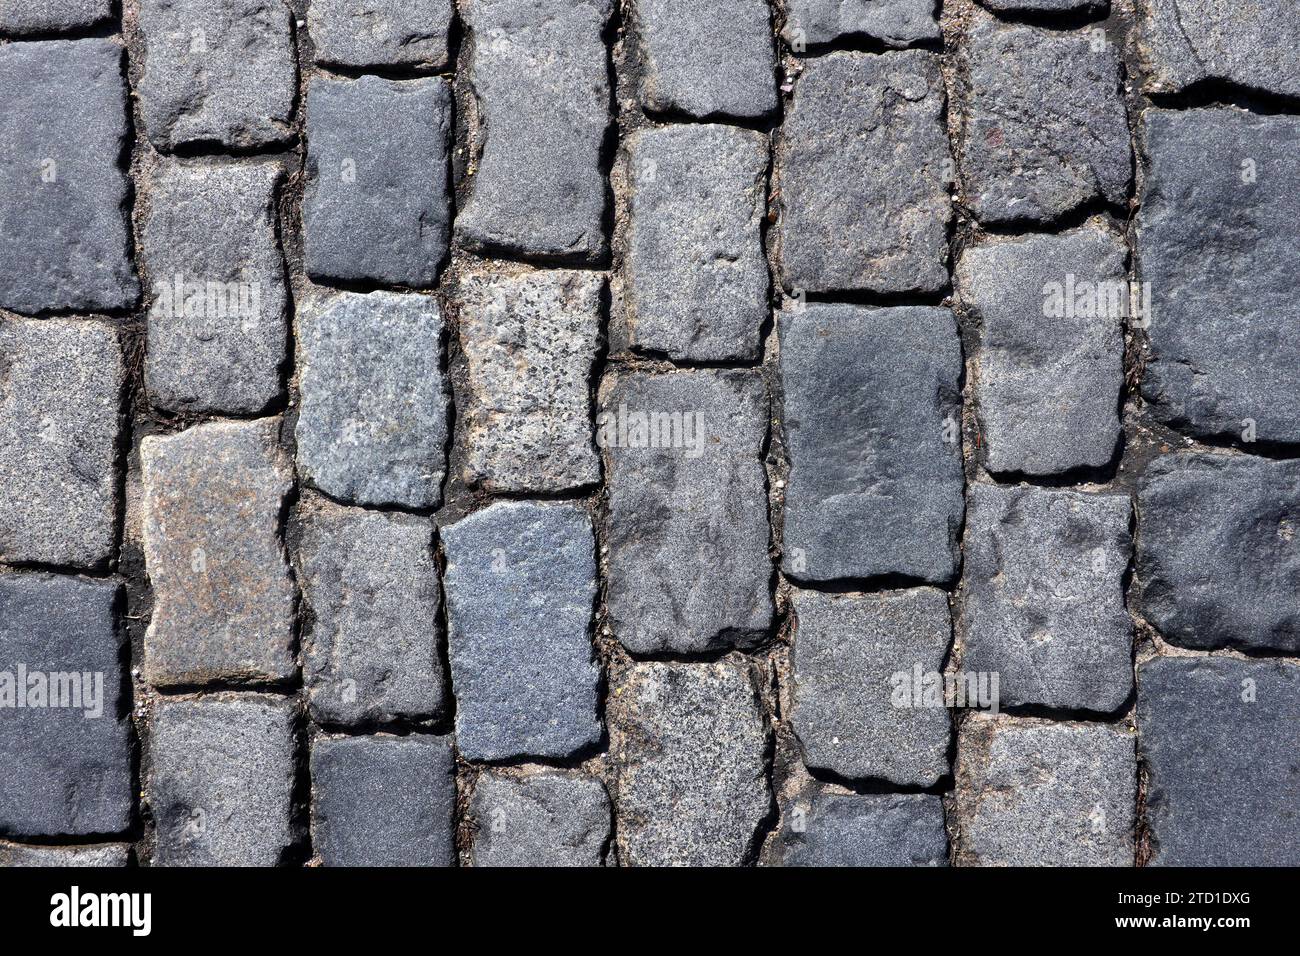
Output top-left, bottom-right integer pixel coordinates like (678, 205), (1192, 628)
(779, 305), (963, 584)
(0, 573), (131, 837)
(456, 267), (603, 494)
(960, 17), (1130, 226)
(600, 369), (773, 655)
(442, 501), (601, 762)
(956, 221), (1127, 477)
(618, 124), (769, 363)
(299, 501), (446, 726)
(961, 484), (1133, 713)
(150, 694), (295, 867)
(308, 0), (454, 70)
(0, 0), (111, 35)
(955, 715), (1137, 867)
(790, 587), (952, 786)
(781, 0), (940, 49)
(470, 771), (611, 867)
(0, 40), (138, 315)
(458, 0), (611, 262)
(304, 75), (453, 288)
(311, 735), (456, 867)
(1138, 657), (1300, 866)
(138, 0), (297, 151)
(0, 842), (130, 867)
(611, 661), (770, 867)
(776, 49), (950, 295)
(0, 319), (123, 570)
(141, 419), (297, 687)
(1137, 109), (1300, 444)
(1136, 452), (1300, 655)
(770, 792), (948, 867)
(296, 291), (450, 510)
(142, 160), (288, 416)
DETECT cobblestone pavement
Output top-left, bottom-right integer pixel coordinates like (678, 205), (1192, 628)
(0, 0), (1297, 867)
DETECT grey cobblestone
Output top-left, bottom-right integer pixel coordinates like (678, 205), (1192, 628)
(0, 0), (111, 34)
(770, 792), (948, 867)
(470, 771), (610, 867)
(307, 0), (454, 70)
(0, 841), (130, 867)
(781, 0), (940, 49)
(980, 0), (1103, 10)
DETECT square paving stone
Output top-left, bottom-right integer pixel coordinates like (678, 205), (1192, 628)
(0, 0), (112, 34)
(470, 771), (610, 867)
(1136, 453), (1300, 654)
(442, 501), (601, 762)
(600, 369), (774, 655)
(0, 841), (130, 867)
(962, 484), (1133, 714)
(981, 0), (1104, 9)
(308, 0), (454, 70)
(618, 124), (769, 362)
(0, 573), (131, 837)
(1138, 657), (1300, 866)
(1137, 109), (1300, 444)
(0, 319), (123, 570)
(781, 0), (940, 49)
(779, 305), (964, 584)
(149, 694), (296, 867)
(458, 0), (611, 263)
(770, 792), (948, 867)
(955, 715), (1136, 866)
(311, 734), (456, 867)
(0, 39), (138, 315)
(303, 75), (452, 288)
(141, 420), (297, 687)
(777, 49), (951, 294)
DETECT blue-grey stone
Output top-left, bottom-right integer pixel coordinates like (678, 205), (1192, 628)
(308, 0), (454, 69)
(470, 771), (610, 867)
(772, 793), (948, 867)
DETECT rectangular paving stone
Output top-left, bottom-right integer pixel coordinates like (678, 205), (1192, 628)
(779, 305), (964, 584)
(455, 267), (603, 494)
(611, 661), (770, 867)
(304, 75), (452, 288)
(955, 715), (1136, 866)
(0, 0), (111, 34)
(1138, 657), (1299, 866)
(618, 124), (769, 362)
(0, 319), (123, 570)
(311, 735), (456, 867)
(600, 369), (773, 655)
(1136, 452), (1300, 654)
(298, 501), (446, 726)
(962, 484), (1133, 713)
(142, 160), (288, 416)
(149, 694), (295, 867)
(138, 0), (297, 150)
(458, 0), (611, 262)
(296, 291), (449, 509)
(0, 573), (131, 837)
(791, 587), (952, 786)
(957, 221), (1127, 477)
(770, 792), (947, 867)
(781, 0), (940, 49)
(0, 40), (138, 315)
(1137, 109), (1300, 444)
(776, 50), (950, 294)
(470, 771), (610, 867)
(0, 842), (130, 867)
(308, 0), (454, 69)
(141, 420), (297, 687)
(442, 501), (601, 762)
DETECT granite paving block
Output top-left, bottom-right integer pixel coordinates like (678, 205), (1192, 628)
(781, 0), (940, 49)
(771, 793), (948, 867)
(308, 0), (454, 69)
(470, 772), (610, 867)
(0, 842), (130, 867)
(0, 0), (111, 34)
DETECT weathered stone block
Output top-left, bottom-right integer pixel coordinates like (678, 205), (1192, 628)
(0, 0), (111, 34)
(771, 793), (947, 867)
(308, 0), (454, 69)
(781, 0), (940, 49)
(470, 771), (610, 867)
(0, 841), (130, 867)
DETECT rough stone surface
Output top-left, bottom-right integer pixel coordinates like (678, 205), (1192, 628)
(298, 502), (446, 726)
(771, 793), (948, 867)
(0, 319), (123, 570)
(0, 40), (138, 315)
(141, 420), (296, 687)
(304, 75), (452, 288)
(957, 222), (1127, 477)
(138, 0), (296, 150)
(1137, 109), (1300, 444)
(456, 268), (603, 494)
(1136, 453), (1300, 654)
(777, 50), (951, 294)
(149, 694), (295, 867)
(0, 842), (130, 867)
(0, 0), (111, 34)
(1138, 657), (1300, 867)
(459, 0), (611, 262)
(308, 0), (454, 69)
(470, 772), (611, 867)
(962, 484), (1133, 713)
(619, 124), (769, 362)
(779, 305), (964, 583)
(981, 0), (1104, 9)
(311, 735), (456, 867)
(600, 370), (773, 655)
(296, 291), (449, 510)
(955, 716), (1137, 866)
(612, 661), (770, 867)
(442, 501), (601, 762)
(0, 573), (131, 837)
(142, 160), (287, 415)
(781, 0), (940, 48)
(961, 18), (1130, 226)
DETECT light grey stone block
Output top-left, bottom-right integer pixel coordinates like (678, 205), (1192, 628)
(308, 0), (454, 69)
(470, 772), (610, 867)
